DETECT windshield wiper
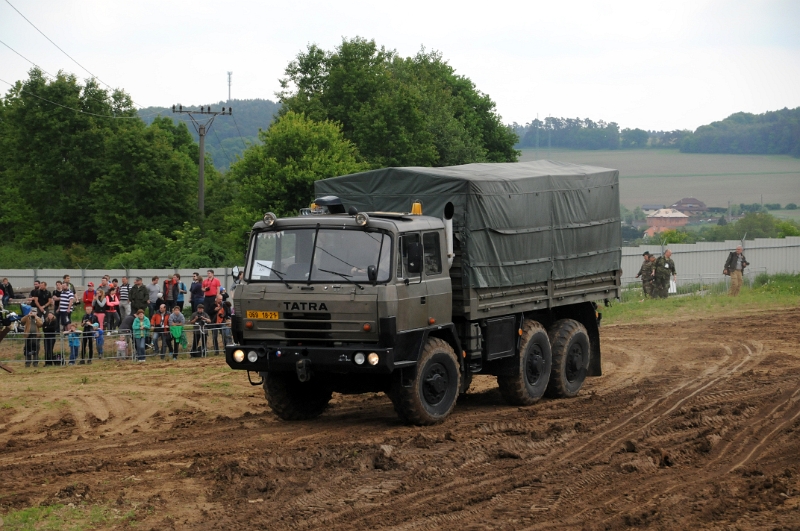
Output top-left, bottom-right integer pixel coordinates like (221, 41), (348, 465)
(318, 269), (364, 290)
(262, 265), (292, 289)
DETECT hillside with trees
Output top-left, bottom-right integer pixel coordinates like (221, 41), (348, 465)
(680, 107), (800, 157)
(138, 98), (281, 169)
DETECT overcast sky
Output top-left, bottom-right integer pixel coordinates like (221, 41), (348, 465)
(1, 0), (799, 131)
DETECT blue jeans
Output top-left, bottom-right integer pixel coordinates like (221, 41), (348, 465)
(69, 345), (79, 364)
(135, 337), (146, 360)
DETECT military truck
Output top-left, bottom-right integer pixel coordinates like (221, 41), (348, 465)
(226, 160), (621, 425)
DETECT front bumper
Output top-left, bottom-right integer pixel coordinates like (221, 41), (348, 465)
(225, 344), (396, 374)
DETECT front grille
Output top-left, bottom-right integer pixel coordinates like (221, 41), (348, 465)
(283, 313), (332, 342)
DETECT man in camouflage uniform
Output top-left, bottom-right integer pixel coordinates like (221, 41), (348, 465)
(635, 251), (654, 298)
(653, 249), (677, 299)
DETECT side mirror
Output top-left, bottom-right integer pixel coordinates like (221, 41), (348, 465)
(232, 266), (240, 279)
(367, 265), (377, 283)
(407, 242), (422, 274)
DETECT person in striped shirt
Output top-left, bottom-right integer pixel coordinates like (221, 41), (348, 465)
(118, 277), (131, 320)
(58, 284), (76, 331)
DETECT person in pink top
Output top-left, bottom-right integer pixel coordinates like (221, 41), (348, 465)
(105, 286), (120, 330)
(202, 270), (221, 311)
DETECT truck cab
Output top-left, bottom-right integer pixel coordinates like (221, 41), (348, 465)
(227, 203), (464, 424)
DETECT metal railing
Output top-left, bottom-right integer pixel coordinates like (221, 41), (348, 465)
(0, 323), (233, 365)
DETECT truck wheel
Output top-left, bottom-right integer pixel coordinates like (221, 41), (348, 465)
(546, 319), (590, 398)
(264, 372), (333, 421)
(391, 338), (460, 425)
(497, 320), (552, 406)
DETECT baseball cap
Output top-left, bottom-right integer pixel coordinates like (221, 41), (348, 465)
(88, 282), (94, 286)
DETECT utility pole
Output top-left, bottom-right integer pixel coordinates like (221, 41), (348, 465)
(172, 104), (232, 217)
(535, 113), (539, 160)
(227, 71), (232, 102)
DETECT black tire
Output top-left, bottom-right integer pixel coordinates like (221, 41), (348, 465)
(497, 320), (552, 406)
(391, 337), (460, 425)
(264, 372), (333, 421)
(546, 319), (590, 398)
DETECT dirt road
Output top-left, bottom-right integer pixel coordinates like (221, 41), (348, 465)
(2, 308), (799, 530)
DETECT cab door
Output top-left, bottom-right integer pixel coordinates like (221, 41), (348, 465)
(422, 231), (451, 326)
(395, 233), (428, 331)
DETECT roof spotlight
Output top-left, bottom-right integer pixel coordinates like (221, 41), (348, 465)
(263, 212), (277, 227)
(355, 212), (369, 226)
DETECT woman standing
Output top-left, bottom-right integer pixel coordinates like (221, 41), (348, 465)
(132, 309), (150, 362)
(105, 287), (120, 330)
(93, 289), (108, 331)
(0, 278), (14, 308)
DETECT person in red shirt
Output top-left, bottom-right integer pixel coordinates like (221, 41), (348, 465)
(202, 270), (221, 311)
(83, 282), (96, 314)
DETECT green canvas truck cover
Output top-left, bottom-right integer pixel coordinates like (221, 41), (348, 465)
(315, 160), (621, 289)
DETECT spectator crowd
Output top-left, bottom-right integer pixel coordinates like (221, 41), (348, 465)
(1, 270), (233, 367)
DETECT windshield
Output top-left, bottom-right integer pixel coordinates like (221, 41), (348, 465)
(248, 228), (392, 283)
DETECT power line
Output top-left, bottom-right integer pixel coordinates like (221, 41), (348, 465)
(212, 128), (235, 168)
(0, 38), (56, 78)
(231, 113), (249, 150)
(2, 0), (151, 112)
(3, 0), (107, 88)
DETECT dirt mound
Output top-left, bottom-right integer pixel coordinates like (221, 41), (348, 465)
(1, 308), (799, 529)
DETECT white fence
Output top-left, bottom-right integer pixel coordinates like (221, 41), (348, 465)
(2, 237), (799, 293)
(621, 237), (800, 287)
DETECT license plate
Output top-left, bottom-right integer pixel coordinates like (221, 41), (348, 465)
(246, 311), (279, 320)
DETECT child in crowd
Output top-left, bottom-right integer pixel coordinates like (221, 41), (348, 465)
(115, 338), (128, 360)
(93, 322), (105, 359)
(64, 323), (81, 365)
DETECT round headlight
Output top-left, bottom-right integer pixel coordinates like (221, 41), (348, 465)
(354, 352), (365, 365)
(247, 350), (259, 363)
(355, 212), (369, 226)
(263, 212), (277, 226)
(233, 349), (245, 363)
(367, 352), (379, 366)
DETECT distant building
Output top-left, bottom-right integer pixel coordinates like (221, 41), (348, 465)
(641, 204), (665, 215)
(670, 197), (707, 215)
(644, 208), (689, 237)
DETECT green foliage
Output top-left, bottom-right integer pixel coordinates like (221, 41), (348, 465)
(680, 107), (800, 156)
(697, 212), (800, 241)
(514, 117), (619, 150)
(227, 111), (368, 218)
(138, 99), (282, 169)
(278, 38), (518, 167)
(658, 229), (693, 244)
(0, 69), (199, 251)
(786, 203), (798, 210)
(620, 128), (649, 148)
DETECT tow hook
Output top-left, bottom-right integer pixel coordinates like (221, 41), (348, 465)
(296, 359), (311, 382)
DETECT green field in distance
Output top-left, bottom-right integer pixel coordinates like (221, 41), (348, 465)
(518, 148), (800, 209)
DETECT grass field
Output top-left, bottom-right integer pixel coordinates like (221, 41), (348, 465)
(772, 209), (800, 221)
(603, 272), (800, 325)
(518, 148), (800, 209)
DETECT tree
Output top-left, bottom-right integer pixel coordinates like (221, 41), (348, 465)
(621, 128), (649, 148)
(227, 110), (368, 217)
(0, 69), (198, 250)
(278, 38), (518, 167)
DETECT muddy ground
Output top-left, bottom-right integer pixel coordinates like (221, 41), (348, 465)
(1, 307), (800, 530)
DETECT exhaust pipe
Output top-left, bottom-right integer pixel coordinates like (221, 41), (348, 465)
(443, 202), (454, 266)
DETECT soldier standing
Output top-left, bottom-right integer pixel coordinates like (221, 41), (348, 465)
(653, 249), (677, 298)
(635, 252), (653, 298)
(723, 245), (749, 296)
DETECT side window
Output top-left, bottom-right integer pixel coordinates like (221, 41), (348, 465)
(398, 233), (421, 280)
(423, 232), (442, 275)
